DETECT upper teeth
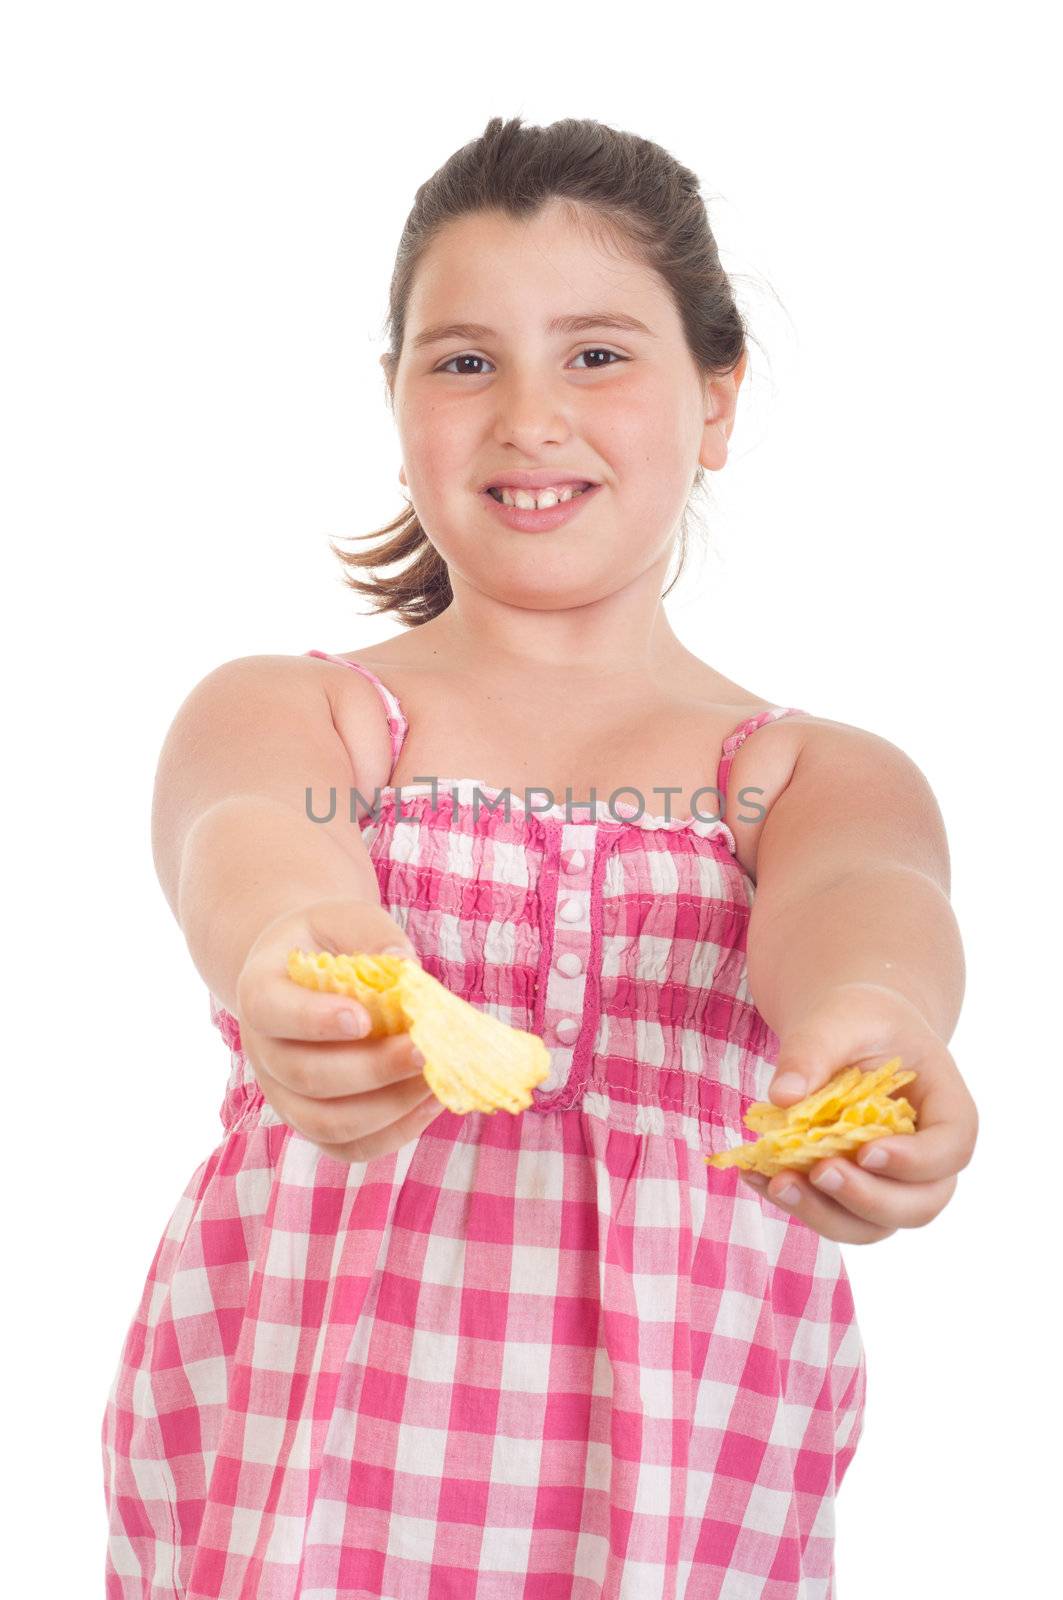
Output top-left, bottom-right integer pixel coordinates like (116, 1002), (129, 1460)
(491, 484), (590, 509)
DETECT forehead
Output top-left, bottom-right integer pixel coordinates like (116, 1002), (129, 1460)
(407, 204), (674, 331)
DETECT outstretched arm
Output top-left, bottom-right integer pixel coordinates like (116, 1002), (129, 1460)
(739, 721), (978, 1244)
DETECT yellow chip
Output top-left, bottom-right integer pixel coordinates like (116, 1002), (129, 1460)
(287, 950), (410, 1034)
(287, 949), (551, 1116)
(707, 1057), (918, 1176)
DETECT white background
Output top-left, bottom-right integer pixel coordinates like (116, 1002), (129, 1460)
(4, 3), (1059, 1594)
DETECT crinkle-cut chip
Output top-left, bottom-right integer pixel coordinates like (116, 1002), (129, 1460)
(287, 950), (409, 1033)
(396, 962), (549, 1115)
(286, 949), (550, 1116)
(709, 1124), (900, 1177)
(706, 1057), (918, 1175)
(745, 1061), (914, 1134)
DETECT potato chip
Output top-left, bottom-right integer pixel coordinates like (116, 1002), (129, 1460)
(287, 949), (551, 1115)
(706, 1057), (917, 1176)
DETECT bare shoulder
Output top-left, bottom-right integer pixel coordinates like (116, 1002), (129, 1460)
(714, 703), (816, 880)
(151, 651), (389, 914)
(171, 650), (356, 725)
(296, 649), (397, 796)
(173, 651), (390, 768)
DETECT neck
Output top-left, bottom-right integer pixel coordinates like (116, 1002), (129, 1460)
(423, 582), (694, 687)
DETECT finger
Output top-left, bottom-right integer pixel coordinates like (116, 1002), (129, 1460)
(854, 1073), (979, 1184)
(313, 1084), (444, 1167)
(253, 1030), (427, 1100)
(801, 1156), (958, 1228)
(238, 975), (376, 1045)
(766, 1002), (906, 1105)
(254, 1046), (435, 1147)
(767, 1044), (898, 1109)
(738, 1169), (897, 1245)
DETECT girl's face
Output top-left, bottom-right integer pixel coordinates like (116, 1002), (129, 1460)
(387, 200), (744, 612)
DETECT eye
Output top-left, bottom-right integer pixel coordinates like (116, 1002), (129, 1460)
(434, 347), (627, 376)
(572, 348), (625, 369)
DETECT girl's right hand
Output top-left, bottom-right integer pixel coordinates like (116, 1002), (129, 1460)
(235, 896), (441, 1164)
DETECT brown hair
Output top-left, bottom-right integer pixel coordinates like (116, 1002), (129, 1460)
(330, 114), (752, 627)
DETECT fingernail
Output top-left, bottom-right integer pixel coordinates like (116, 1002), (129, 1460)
(410, 1046), (426, 1067)
(382, 944), (418, 962)
(337, 1008), (370, 1037)
(859, 1143), (888, 1170)
(773, 1073), (806, 1097)
(775, 1183), (801, 1205)
(740, 1171), (768, 1188)
(812, 1166), (843, 1192)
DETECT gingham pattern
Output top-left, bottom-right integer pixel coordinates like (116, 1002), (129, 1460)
(102, 653), (866, 1599)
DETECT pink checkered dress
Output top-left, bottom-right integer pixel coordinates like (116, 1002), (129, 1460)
(102, 649), (866, 1599)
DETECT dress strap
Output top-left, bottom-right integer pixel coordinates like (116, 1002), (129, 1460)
(305, 649), (409, 780)
(716, 707), (811, 809)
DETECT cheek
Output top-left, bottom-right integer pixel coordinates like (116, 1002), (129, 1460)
(401, 401), (470, 466)
(622, 456), (696, 533)
(602, 386), (697, 468)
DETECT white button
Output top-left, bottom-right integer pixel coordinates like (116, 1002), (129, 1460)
(556, 952), (583, 977)
(562, 849), (586, 873)
(555, 1018), (579, 1043)
(559, 897), (583, 923)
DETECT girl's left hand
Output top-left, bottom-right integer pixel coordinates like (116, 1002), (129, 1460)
(739, 982), (979, 1244)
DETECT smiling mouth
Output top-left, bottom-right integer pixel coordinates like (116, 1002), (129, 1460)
(486, 484), (594, 507)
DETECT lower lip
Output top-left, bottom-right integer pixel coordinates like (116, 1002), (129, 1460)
(479, 483), (602, 532)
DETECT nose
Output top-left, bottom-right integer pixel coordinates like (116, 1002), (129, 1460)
(491, 370), (574, 452)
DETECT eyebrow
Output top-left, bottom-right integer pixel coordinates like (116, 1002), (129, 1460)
(410, 311), (657, 351)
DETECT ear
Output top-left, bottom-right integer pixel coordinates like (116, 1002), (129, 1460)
(698, 351), (748, 473)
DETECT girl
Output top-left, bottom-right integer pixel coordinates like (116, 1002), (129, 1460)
(102, 115), (978, 1599)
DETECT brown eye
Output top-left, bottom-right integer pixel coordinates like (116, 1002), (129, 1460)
(572, 349), (624, 368)
(437, 354), (492, 376)
(434, 348), (627, 377)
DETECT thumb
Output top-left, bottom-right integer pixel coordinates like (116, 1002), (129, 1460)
(768, 986), (902, 1107)
(301, 898), (422, 967)
(378, 938), (421, 965)
(371, 920), (422, 966)
(338, 903), (422, 965)
(768, 1014), (848, 1107)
